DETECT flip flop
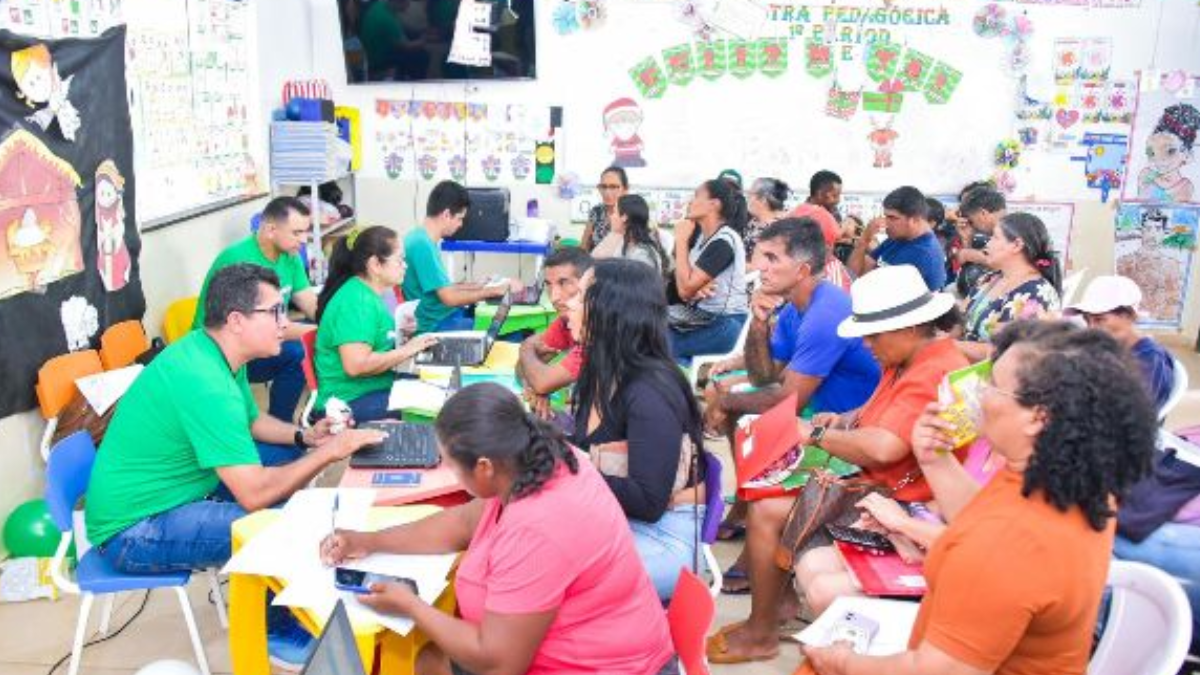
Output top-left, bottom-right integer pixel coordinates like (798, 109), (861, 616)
(721, 566), (751, 595)
(705, 628), (780, 665)
(716, 522), (746, 541)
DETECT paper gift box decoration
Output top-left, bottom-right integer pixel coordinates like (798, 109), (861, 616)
(696, 40), (727, 81)
(862, 79), (905, 113)
(826, 84), (861, 120)
(629, 57), (668, 99)
(662, 44), (695, 87)
(728, 39), (758, 79)
(758, 39), (788, 78)
(865, 41), (902, 83)
(897, 48), (933, 92)
(923, 61), (963, 105)
(806, 39), (833, 78)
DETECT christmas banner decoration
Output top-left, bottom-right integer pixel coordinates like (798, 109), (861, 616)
(865, 41), (902, 83)
(0, 27), (145, 417)
(630, 56), (669, 98)
(758, 38), (788, 78)
(696, 39), (727, 81)
(728, 39), (758, 79)
(805, 39), (833, 78)
(897, 48), (934, 92)
(924, 61), (963, 105)
(662, 44), (695, 87)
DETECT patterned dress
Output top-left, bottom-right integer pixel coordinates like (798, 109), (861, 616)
(964, 271), (1061, 343)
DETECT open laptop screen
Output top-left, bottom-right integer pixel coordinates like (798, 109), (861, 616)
(299, 600), (367, 675)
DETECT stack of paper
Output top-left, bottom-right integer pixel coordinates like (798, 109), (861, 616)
(270, 122), (345, 184)
(795, 596), (921, 656)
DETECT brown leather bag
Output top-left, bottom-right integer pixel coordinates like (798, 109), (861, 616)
(49, 391), (116, 448)
(774, 469), (890, 571)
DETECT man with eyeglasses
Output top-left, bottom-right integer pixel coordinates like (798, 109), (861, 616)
(87, 264), (385, 667)
(193, 196), (317, 422)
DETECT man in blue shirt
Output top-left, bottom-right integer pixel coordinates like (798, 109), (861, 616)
(1066, 275), (1176, 410)
(848, 185), (947, 291)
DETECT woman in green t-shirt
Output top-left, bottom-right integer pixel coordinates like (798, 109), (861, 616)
(315, 226), (437, 423)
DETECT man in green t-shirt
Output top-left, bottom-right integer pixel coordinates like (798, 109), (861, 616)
(194, 196), (316, 421)
(402, 180), (522, 334)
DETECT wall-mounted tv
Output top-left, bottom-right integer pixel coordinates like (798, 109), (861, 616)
(339, 0), (536, 83)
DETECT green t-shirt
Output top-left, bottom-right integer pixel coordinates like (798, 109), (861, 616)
(401, 228), (453, 334)
(85, 331), (261, 546)
(192, 235), (311, 329)
(360, 0), (405, 68)
(315, 277), (395, 409)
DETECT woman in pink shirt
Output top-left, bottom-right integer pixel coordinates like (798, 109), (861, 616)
(320, 383), (677, 675)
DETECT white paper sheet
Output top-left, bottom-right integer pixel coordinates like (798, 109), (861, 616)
(387, 379), (449, 412)
(74, 365), (143, 415)
(795, 596), (921, 656)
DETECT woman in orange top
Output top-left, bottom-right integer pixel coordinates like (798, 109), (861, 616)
(803, 320), (1156, 675)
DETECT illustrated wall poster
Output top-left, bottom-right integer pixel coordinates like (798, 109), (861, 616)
(1009, 201), (1075, 267)
(867, 116), (899, 168)
(1122, 77), (1200, 204)
(1114, 204), (1198, 328)
(12, 43), (80, 141)
(0, 27), (145, 418)
(602, 97), (646, 168)
(1072, 132), (1128, 202)
(1079, 38), (1112, 85)
(1053, 39), (1081, 85)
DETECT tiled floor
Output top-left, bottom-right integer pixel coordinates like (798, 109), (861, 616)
(4, 338), (1199, 675)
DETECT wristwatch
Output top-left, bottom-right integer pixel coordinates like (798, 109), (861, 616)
(294, 428), (310, 449)
(809, 425), (828, 448)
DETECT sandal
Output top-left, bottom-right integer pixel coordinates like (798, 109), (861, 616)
(705, 626), (780, 665)
(721, 566), (751, 595)
(716, 522), (746, 541)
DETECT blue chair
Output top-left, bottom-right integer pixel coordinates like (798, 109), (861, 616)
(700, 451), (725, 597)
(45, 432), (212, 675)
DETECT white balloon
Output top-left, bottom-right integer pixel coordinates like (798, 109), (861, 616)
(132, 660), (201, 675)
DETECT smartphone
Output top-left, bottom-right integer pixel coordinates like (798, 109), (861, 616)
(333, 568), (419, 595)
(826, 524), (896, 553)
(372, 471), (422, 487)
(827, 611), (879, 654)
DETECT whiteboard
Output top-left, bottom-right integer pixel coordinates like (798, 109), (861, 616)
(125, 0), (264, 229)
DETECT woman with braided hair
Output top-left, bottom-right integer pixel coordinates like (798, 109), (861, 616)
(320, 382), (677, 675)
(1138, 102), (1199, 203)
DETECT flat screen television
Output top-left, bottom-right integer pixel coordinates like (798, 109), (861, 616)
(339, 0), (536, 83)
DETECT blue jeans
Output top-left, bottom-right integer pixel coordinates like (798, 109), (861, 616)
(1113, 524), (1200, 644)
(347, 389), (400, 424)
(630, 505), (706, 602)
(435, 309), (476, 332)
(668, 314), (747, 366)
(248, 339), (306, 422)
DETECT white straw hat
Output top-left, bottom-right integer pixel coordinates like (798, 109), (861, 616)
(837, 265), (957, 338)
(1065, 275), (1142, 316)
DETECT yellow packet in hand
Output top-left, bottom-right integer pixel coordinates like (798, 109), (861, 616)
(936, 361), (992, 451)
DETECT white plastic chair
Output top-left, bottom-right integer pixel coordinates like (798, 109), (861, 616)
(688, 317), (752, 394)
(1060, 267), (1088, 307)
(1089, 560), (1193, 675)
(1159, 357), (1190, 423)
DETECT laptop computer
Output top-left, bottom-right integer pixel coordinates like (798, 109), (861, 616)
(416, 294), (512, 367)
(488, 271), (543, 306)
(349, 421), (441, 469)
(299, 600), (367, 675)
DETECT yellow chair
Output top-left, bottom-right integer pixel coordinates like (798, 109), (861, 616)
(99, 320), (149, 370)
(162, 296), (198, 344)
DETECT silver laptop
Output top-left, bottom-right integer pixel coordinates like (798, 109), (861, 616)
(416, 293), (512, 367)
(299, 600), (367, 675)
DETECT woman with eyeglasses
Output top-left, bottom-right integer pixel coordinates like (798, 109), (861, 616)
(314, 226), (438, 424)
(581, 166), (629, 252)
(802, 321), (1156, 675)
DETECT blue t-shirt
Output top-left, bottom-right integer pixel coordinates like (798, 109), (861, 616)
(1132, 337), (1175, 410)
(871, 231), (947, 291)
(768, 282), (882, 413)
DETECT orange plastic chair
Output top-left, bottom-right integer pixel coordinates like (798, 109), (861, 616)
(162, 296), (199, 345)
(668, 568), (715, 675)
(99, 320), (149, 370)
(299, 330), (319, 428)
(35, 350), (104, 461)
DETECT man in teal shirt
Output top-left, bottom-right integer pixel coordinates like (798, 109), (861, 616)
(194, 196), (315, 421)
(402, 180), (521, 334)
(87, 264), (383, 666)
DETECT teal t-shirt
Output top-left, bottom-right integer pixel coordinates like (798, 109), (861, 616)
(315, 277), (396, 409)
(85, 331), (261, 546)
(401, 228), (453, 334)
(193, 235), (311, 329)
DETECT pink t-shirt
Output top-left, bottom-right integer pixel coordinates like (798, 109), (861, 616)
(542, 316), (584, 378)
(454, 455), (674, 675)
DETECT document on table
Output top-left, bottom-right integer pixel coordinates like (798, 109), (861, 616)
(795, 596), (921, 656)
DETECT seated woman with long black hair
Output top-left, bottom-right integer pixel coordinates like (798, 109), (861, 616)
(320, 383), (677, 675)
(314, 226), (437, 423)
(568, 258), (708, 602)
(592, 194), (671, 277)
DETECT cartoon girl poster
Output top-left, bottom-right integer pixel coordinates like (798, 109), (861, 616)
(11, 43), (81, 142)
(95, 160), (130, 292)
(1123, 78), (1200, 204)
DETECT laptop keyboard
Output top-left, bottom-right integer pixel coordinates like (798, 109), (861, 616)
(423, 338), (485, 365)
(350, 422), (440, 469)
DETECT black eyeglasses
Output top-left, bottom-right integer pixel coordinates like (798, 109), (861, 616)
(245, 303), (286, 323)
(597, 183), (623, 191)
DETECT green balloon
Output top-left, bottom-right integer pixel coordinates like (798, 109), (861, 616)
(3, 499), (60, 558)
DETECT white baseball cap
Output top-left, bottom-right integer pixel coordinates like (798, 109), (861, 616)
(1065, 275), (1142, 315)
(837, 265), (957, 338)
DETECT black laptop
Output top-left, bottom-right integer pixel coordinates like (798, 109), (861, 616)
(349, 421), (440, 469)
(299, 600), (366, 675)
(416, 294), (512, 367)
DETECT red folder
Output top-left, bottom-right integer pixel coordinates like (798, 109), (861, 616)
(834, 540), (926, 598)
(732, 394), (802, 502)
